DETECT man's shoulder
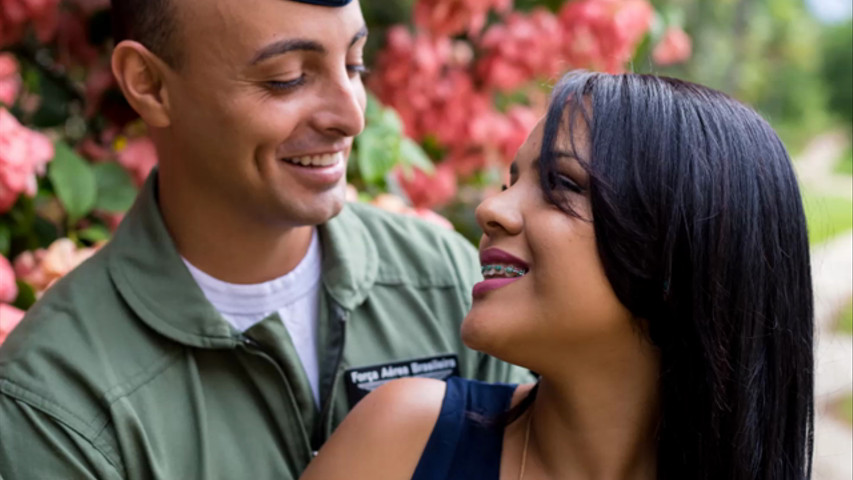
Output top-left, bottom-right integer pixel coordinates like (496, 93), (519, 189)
(0, 245), (179, 433)
(344, 202), (479, 287)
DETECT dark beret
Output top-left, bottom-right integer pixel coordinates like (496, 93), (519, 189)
(291, 0), (353, 6)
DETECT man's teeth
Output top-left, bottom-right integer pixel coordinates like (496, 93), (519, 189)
(283, 152), (343, 167)
(480, 264), (528, 278)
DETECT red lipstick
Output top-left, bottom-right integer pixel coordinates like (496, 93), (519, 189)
(473, 248), (529, 299)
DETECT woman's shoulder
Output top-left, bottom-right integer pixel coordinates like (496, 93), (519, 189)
(362, 377), (450, 428)
(300, 377), (448, 480)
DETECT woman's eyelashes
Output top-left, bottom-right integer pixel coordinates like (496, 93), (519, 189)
(500, 173), (581, 195)
(554, 174), (583, 193)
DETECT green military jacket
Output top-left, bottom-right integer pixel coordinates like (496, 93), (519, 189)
(0, 174), (528, 480)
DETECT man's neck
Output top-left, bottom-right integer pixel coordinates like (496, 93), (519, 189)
(157, 172), (315, 285)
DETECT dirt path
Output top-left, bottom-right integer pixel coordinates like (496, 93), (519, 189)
(796, 131), (853, 480)
(812, 233), (853, 480)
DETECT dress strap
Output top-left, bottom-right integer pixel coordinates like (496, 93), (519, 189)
(412, 377), (517, 480)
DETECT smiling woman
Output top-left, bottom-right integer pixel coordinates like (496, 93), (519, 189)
(300, 71), (815, 480)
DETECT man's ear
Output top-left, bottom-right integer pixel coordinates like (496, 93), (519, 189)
(111, 41), (173, 128)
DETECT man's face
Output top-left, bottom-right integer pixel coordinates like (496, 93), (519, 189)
(160, 0), (367, 227)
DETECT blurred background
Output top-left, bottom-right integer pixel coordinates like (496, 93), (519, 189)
(0, 0), (851, 476)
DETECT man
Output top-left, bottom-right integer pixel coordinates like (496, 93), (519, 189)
(0, 0), (528, 478)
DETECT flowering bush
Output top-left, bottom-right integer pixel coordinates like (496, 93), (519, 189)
(0, 107), (54, 211)
(0, 0), (690, 344)
(652, 26), (692, 66)
(367, 0), (690, 225)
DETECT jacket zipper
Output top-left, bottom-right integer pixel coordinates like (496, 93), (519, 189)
(238, 335), (314, 464)
(312, 306), (349, 454)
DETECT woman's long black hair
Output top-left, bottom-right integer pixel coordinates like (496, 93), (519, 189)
(531, 72), (814, 479)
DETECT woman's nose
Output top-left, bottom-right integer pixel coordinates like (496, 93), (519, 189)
(475, 187), (523, 239)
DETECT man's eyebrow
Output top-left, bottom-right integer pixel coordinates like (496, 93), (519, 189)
(250, 39), (325, 65)
(249, 25), (368, 66)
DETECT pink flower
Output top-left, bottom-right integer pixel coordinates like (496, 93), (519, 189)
(0, 303), (25, 345)
(0, 53), (21, 106)
(117, 136), (158, 186)
(652, 26), (692, 66)
(396, 162), (458, 209)
(559, 0), (653, 73)
(13, 238), (98, 295)
(13, 249), (48, 291)
(55, 11), (102, 68)
(414, 0), (512, 37)
(83, 65), (117, 117)
(0, 0), (61, 47)
(0, 108), (54, 213)
(66, 0), (110, 16)
(477, 9), (566, 92)
(0, 253), (17, 303)
(496, 105), (538, 161)
(97, 211), (125, 232)
(371, 193), (410, 215)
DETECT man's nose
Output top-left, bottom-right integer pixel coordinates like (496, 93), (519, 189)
(312, 71), (366, 138)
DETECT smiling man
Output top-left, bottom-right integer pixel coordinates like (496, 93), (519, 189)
(0, 0), (528, 478)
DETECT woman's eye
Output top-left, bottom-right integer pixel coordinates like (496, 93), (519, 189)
(551, 174), (583, 194)
(265, 76), (306, 92)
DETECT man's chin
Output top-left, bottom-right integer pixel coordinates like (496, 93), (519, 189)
(280, 195), (347, 227)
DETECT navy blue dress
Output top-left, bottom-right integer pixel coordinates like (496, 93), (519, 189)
(412, 377), (517, 480)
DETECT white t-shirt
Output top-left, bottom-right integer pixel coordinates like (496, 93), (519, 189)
(183, 231), (323, 406)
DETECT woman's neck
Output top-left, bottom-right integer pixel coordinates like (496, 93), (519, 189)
(520, 341), (660, 480)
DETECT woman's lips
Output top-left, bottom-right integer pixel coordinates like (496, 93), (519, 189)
(479, 248), (530, 270)
(473, 247), (529, 299)
(472, 277), (523, 298)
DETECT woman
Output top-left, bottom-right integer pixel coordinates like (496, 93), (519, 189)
(301, 72), (814, 480)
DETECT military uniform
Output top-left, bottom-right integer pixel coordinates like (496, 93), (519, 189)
(0, 173), (529, 479)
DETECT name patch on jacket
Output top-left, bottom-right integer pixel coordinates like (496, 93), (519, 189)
(344, 354), (460, 407)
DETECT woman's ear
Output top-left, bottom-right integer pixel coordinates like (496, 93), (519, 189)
(111, 40), (172, 128)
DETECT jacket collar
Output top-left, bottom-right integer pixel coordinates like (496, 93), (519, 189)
(107, 171), (378, 349)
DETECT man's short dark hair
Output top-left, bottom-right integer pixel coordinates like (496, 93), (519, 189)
(110, 0), (180, 66)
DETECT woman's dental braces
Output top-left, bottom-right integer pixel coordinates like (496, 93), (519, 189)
(481, 264), (527, 277)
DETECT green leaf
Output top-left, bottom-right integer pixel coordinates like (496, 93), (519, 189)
(365, 93), (384, 124)
(32, 216), (59, 249)
(13, 280), (37, 311)
(379, 107), (404, 134)
(48, 142), (97, 223)
(93, 162), (138, 212)
(77, 224), (112, 244)
(0, 222), (10, 256)
(356, 129), (396, 184)
(29, 73), (73, 128)
(399, 138), (435, 174)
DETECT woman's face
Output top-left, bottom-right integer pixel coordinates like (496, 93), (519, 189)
(462, 116), (636, 373)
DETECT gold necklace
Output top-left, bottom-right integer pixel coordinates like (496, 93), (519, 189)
(518, 409), (533, 480)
